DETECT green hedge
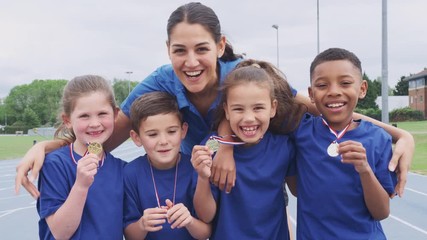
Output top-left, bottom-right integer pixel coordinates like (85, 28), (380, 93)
(355, 107), (424, 122)
(390, 107), (424, 121)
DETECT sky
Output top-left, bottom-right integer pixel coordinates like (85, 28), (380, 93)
(1, 0), (426, 99)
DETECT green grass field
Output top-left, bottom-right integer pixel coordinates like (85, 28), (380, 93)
(391, 120), (427, 175)
(1, 121), (426, 174)
(0, 135), (52, 160)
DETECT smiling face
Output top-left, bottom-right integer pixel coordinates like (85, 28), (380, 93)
(224, 82), (277, 145)
(130, 112), (188, 170)
(63, 91), (116, 154)
(309, 60), (367, 131)
(167, 22), (225, 95)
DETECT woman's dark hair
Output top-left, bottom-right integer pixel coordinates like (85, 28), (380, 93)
(167, 2), (241, 61)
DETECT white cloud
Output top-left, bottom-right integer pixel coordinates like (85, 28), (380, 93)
(1, 0), (426, 99)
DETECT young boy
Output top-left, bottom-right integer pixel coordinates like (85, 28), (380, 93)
(289, 48), (396, 239)
(123, 91), (211, 240)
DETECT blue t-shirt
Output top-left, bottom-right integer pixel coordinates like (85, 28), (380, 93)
(120, 59), (297, 155)
(292, 114), (396, 240)
(208, 131), (295, 240)
(123, 153), (198, 240)
(37, 145), (126, 240)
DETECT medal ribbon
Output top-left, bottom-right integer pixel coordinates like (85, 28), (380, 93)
(321, 117), (353, 143)
(69, 143), (105, 167)
(148, 155), (179, 208)
(209, 135), (245, 146)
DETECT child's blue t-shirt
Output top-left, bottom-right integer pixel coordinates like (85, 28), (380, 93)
(292, 113), (396, 240)
(123, 153), (198, 240)
(37, 145), (126, 240)
(208, 131), (296, 240)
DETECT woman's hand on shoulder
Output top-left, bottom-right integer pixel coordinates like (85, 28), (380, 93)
(211, 144), (236, 194)
(389, 130), (414, 197)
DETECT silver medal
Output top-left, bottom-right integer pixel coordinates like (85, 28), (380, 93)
(327, 142), (339, 157)
(205, 139), (220, 152)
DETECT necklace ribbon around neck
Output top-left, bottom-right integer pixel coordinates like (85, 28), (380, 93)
(148, 154), (180, 209)
(321, 117), (353, 157)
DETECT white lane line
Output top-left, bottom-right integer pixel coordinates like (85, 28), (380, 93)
(0, 186), (14, 191)
(0, 205), (34, 218)
(0, 194), (30, 201)
(406, 187), (427, 197)
(409, 172), (427, 178)
(389, 214), (427, 235)
(0, 174), (16, 177)
(0, 179), (14, 183)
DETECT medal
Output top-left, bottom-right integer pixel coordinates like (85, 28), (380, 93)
(205, 135), (245, 153)
(327, 141), (339, 157)
(321, 117), (353, 158)
(206, 138), (220, 152)
(69, 142), (105, 168)
(87, 142), (103, 155)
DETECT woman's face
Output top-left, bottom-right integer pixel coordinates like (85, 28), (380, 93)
(167, 22), (225, 94)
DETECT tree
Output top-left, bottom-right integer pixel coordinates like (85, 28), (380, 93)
(112, 79), (139, 105)
(4, 79), (67, 127)
(393, 76), (409, 96)
(23, 107), (41, 128)
(357, 73), (379, 109)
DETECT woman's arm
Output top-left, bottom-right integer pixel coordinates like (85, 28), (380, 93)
(294, 92), (319, 116)
(211, 118), (236, 193)
(103, 110), (132, 151)
(15, 139), (67, 198)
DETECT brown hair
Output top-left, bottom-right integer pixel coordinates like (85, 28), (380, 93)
(54, 75), (116, 142)
(130, 91), (183, 133)
(216, 59), (306, 134)
(167, 2), (241, 61)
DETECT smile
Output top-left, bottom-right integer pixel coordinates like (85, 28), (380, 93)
(326, 102), (345, 108)
(185, 70), (202, 77)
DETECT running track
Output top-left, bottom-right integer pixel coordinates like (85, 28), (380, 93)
(1, 141), (426, 239)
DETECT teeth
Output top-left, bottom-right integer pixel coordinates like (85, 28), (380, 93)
(88, 131), (102, 135)
(242, 126), (257, 131)
(186, 71), (202, 76)
(327, 103), (344, 108)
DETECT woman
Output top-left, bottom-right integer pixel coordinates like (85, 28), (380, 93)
(16, 2), (413, 199)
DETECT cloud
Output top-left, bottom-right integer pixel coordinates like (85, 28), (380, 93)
(1, 0), (426, 99)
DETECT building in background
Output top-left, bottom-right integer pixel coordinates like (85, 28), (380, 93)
(376, 96), (408, 111)
(405, 69), (427, 118)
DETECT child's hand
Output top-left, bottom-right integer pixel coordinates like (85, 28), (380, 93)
(191, 145), (213, 178)
(339, 140), (371, 174)
(139, 207), (168, 232)
(75, 153), (99, 189)
(165, 199), (193, 229)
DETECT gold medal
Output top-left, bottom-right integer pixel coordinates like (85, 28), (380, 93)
(327, 142), (339, 157)
(205, 139), (220, 152)
(87, 142), (103, 155)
